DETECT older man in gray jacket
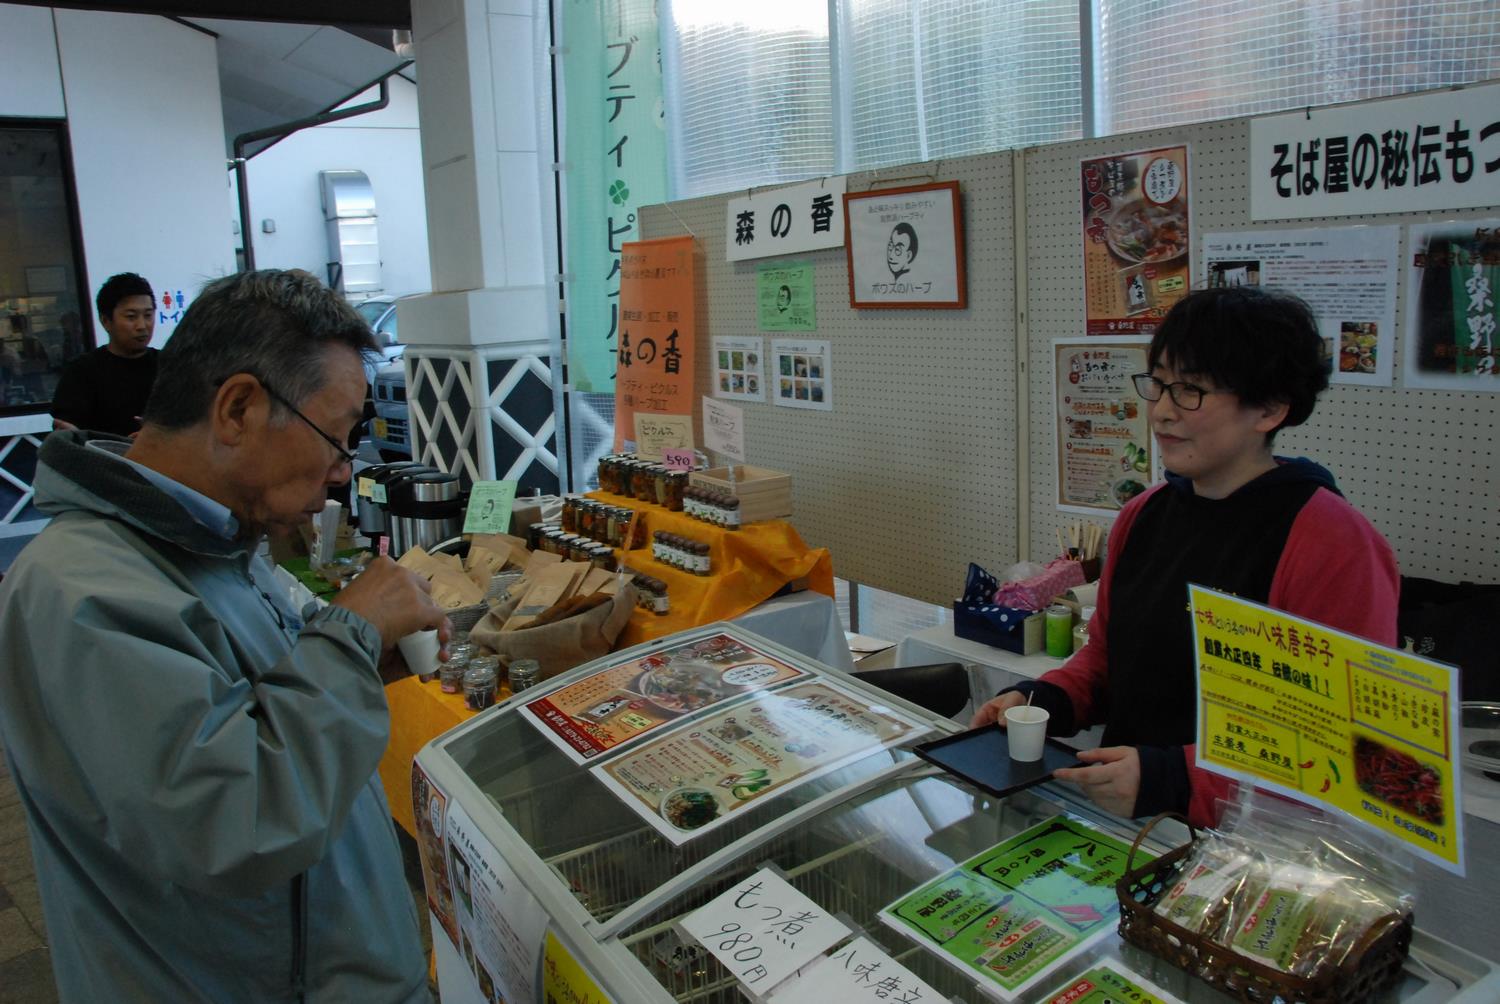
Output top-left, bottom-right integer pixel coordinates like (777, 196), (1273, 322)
(0, 270), (447, 1002)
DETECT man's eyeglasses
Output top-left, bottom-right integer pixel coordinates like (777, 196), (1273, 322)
(261, 383), (362, 466)
(215, 375), (363, 465)
(1131, 373), (1217, 411)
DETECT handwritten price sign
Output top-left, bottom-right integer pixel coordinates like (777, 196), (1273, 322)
(702, 397), (745, 463)
(633, 413), (694, 462)
(680, 869), (848, 993)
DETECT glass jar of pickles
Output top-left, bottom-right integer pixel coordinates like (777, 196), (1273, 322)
(665, 470), (687, 511)
(633, 463), (656, 503)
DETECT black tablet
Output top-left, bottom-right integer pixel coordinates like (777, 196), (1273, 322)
(913, 725), (1082, 799)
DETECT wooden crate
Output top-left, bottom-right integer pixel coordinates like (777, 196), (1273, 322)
(689, 465), (792, 523)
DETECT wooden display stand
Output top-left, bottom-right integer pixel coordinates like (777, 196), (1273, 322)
(689, 465), (792, 522)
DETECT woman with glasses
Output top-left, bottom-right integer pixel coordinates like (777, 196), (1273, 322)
(975, 285), (1398, 827)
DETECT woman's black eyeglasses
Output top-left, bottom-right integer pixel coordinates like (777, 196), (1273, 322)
(1131, 372), (1218, 411)
(215, 376), (363, 465)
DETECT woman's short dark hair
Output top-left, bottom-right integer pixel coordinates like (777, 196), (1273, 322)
(142, 269), (378, 430)
(1148, 286), (1329, 437)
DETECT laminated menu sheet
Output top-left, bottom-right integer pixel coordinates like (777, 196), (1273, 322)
(880, 816), (1144, 1000)
(522, 631), (807, 763)
(593, 677), (925, 845)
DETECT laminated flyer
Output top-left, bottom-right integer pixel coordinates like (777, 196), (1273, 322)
(411, 763), (459, 949)
(880, 816), (1143, 999)
(542, 929), (615, 1004)
(1042, 963), (1183, 1004)
(1189, 585), (1465, 873)
(444, 801), (548, 1003)
(1053, 338), (1153, 514)
(523, 632), (807, 764)
(594, 677), (925, 845)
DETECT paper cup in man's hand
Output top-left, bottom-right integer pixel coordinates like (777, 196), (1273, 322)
(397, 629), (441, 678)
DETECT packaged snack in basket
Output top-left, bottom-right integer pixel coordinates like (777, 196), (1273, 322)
(1152, 837), (1257, 939)
(1226, 862), (1341, 972)
(1214, 791), (1417, 981)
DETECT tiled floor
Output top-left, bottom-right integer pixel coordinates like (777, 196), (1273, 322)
(0, 753), (437, 1003)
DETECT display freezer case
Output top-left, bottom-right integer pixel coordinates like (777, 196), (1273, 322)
(411, 624), (1500, 1004)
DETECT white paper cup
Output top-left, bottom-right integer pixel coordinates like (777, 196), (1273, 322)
(397, 629), (441, 677)
(1004, 705), (1050, 762)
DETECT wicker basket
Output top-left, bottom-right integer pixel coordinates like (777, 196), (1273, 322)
(1115, 813), (1413, 1004)
(447, 602), (491, 635)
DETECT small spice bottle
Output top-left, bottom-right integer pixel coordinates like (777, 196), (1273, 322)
(463, 656), (499, 711)
(700, 492), (723, 527)
(723, 496), (742, 529)
(651, 530), (667, 564)
(635, 576), (669, 615)
(508, 657), (540, 693)
(692, 541), (711, 575)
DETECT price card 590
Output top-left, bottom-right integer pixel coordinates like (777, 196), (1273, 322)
(680, 868), (850, 994)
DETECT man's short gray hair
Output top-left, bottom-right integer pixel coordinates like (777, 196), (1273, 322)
(142, 269), (379, 430)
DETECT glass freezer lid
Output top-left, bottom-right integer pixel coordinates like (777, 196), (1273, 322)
(615, 771), (1145, 1002)
(436, 624), (937, 926)
(611, 771), (1482, 1004)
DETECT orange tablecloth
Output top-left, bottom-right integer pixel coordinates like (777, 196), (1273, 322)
(379, 503), (834, 836)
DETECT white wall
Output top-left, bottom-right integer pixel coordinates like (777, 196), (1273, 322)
(51, 9), (236, 345)
(0, 4), (64, 117)
(237, 75), (431, 300)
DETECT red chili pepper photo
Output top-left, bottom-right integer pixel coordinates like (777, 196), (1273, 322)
(1353, 736), (1444, 826)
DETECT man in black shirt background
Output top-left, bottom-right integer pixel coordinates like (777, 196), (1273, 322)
(51, 273), (159, 437)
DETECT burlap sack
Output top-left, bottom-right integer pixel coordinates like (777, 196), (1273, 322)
(468, 583), (638, 683)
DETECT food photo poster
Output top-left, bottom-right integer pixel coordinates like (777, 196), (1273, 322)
(1054, 338), (1154, 515)
(1082, 146), (1191, 336)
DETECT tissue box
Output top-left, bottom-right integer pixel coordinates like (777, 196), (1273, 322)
(952, 601), (1045, 655)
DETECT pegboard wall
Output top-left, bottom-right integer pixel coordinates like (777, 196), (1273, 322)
(1025, 115), (1499, 583)
(641, 99), (1498, 607)
(640, 152), (1022, 605)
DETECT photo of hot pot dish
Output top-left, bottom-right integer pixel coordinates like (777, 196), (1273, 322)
(1106, 198), (1188, 264)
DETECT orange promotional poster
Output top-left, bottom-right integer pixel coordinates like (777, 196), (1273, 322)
(613, 235), (697, 450)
